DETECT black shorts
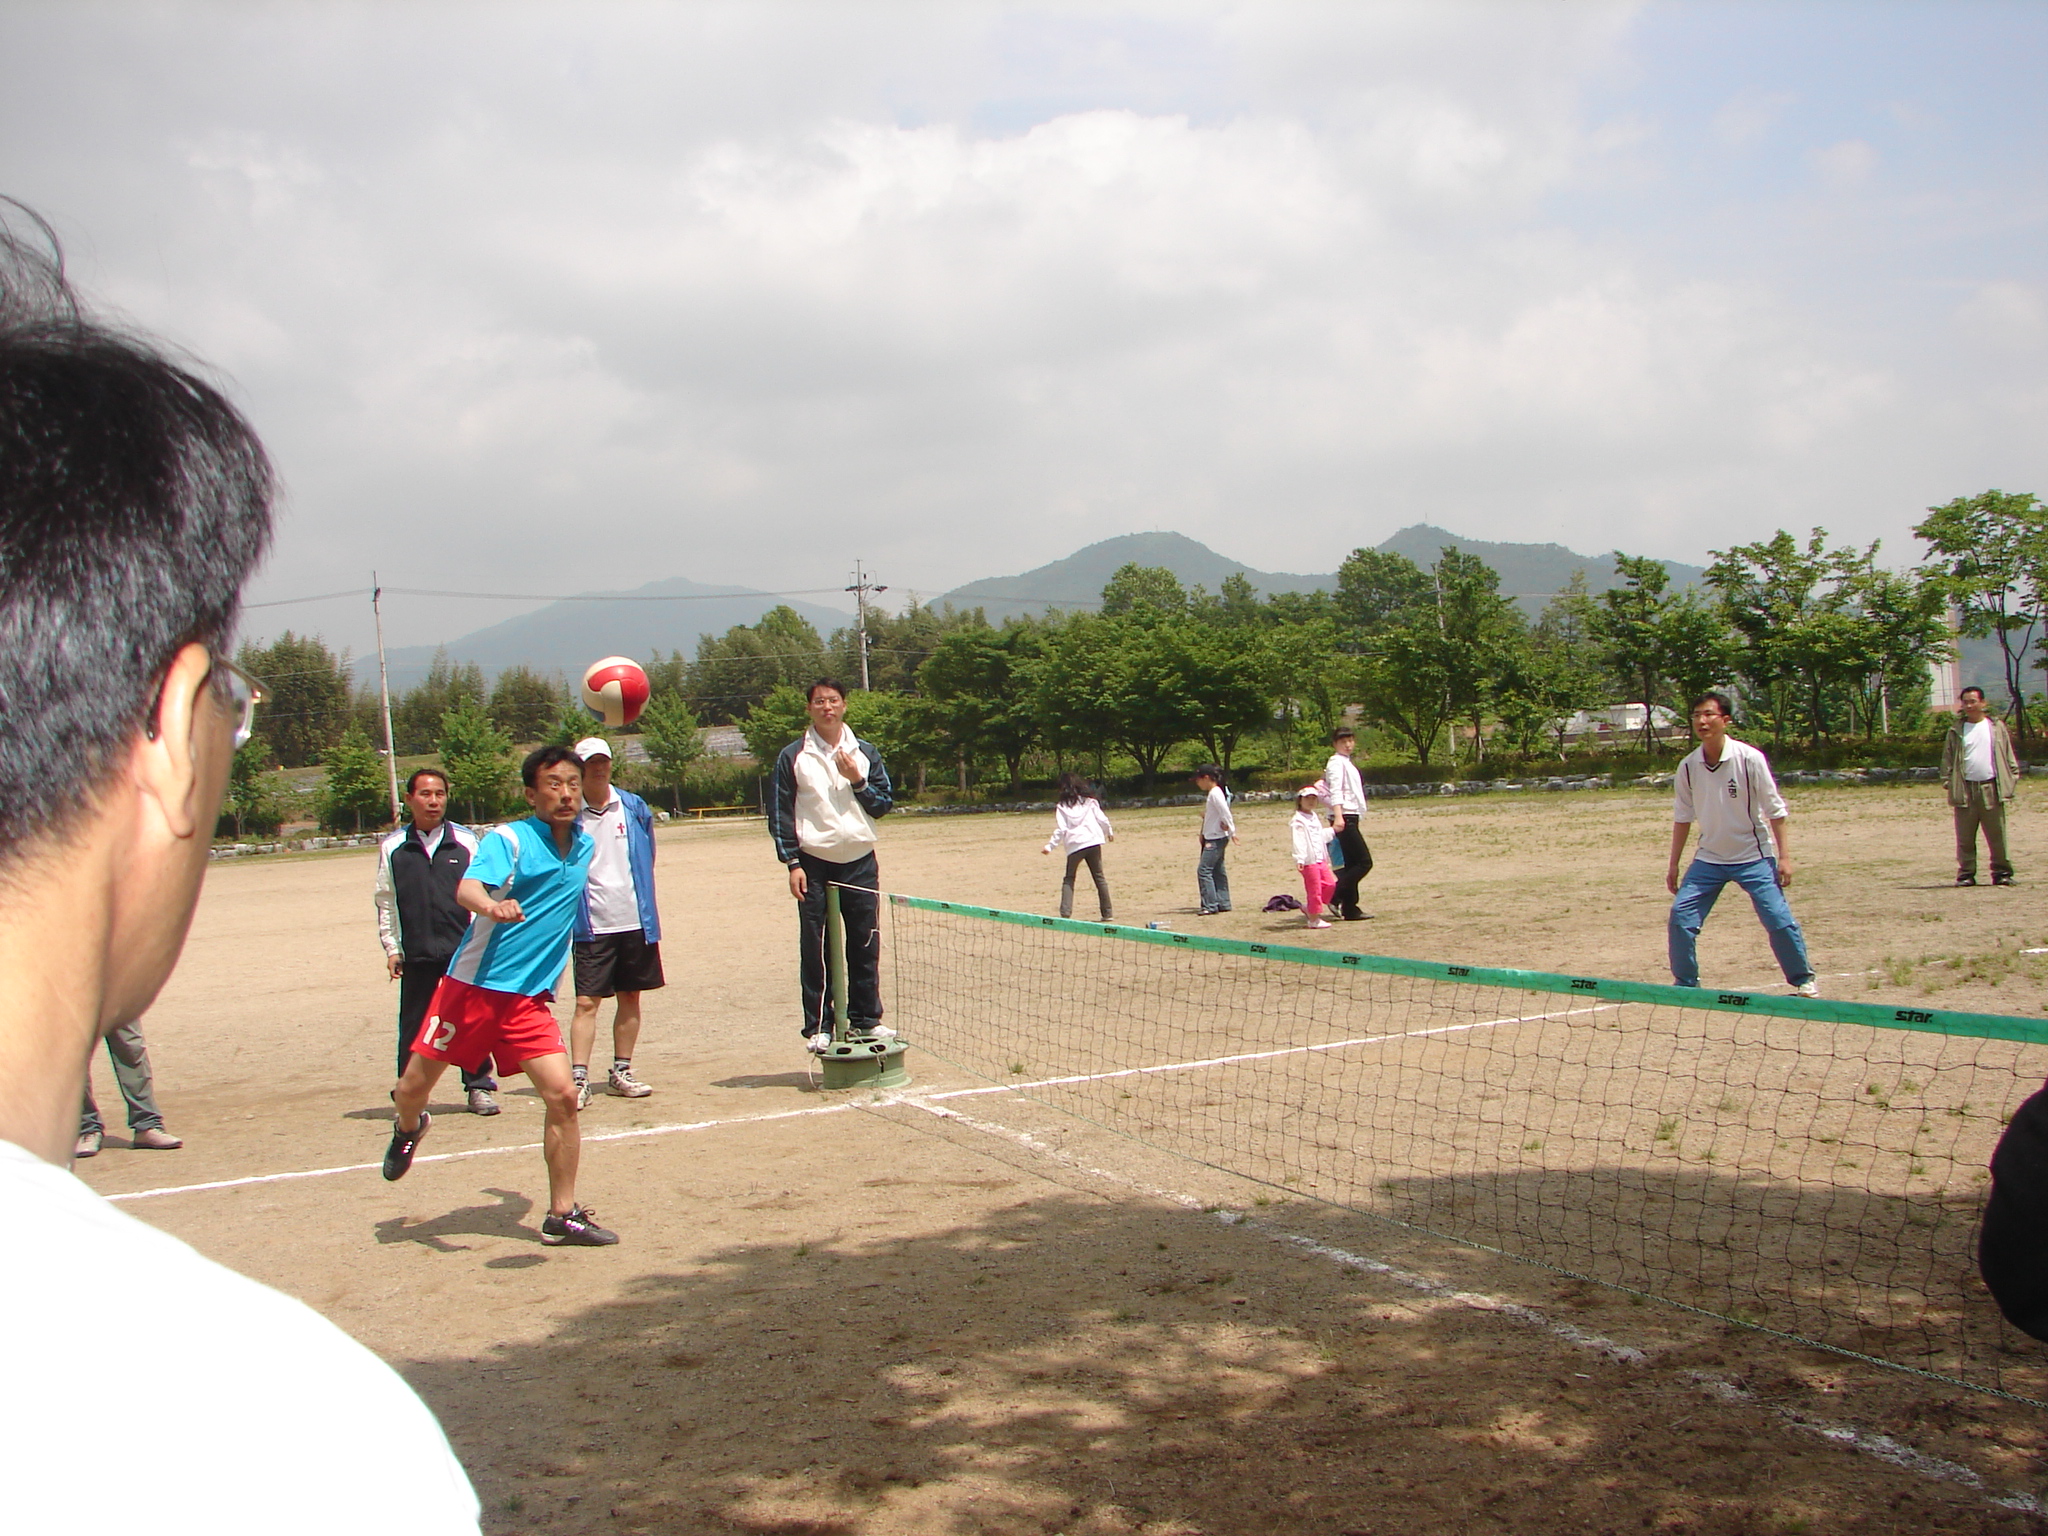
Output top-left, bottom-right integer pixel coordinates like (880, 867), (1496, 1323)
(573, 930), (665, 997)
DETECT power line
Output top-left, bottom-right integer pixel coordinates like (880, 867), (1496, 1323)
(242, 584), (1104, 612)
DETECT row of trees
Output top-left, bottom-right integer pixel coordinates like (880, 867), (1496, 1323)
(228, 636), (580, 770)
(679, 496), (2043, 792)
(227, 489), (2042, 825)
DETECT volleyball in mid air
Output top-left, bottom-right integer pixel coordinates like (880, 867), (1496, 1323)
(580, 656), (650, 728)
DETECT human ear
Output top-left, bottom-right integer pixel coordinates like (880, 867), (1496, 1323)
(134, 643), (217, 839)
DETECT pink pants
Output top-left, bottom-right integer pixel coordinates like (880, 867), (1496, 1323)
(1300, 861), (1334, 914)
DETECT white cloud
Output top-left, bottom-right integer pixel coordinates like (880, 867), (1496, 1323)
(0, 1), (2037, 653)
(1957, 281), (2047, 349)
(1712, 89), (1796, 148)
(1809, 137), (1879, 188)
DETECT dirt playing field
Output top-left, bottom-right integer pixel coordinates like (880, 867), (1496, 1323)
(79, 780), (2048, 1534)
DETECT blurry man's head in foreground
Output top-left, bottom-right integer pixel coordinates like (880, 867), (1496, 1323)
(0, 201), (274, 1156)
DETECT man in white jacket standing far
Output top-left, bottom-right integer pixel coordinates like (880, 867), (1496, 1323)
(1323, 727), (1373, 921)
(1666, 692), (1819, 997)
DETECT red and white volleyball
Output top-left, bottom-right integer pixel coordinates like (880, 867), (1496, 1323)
(580, 656), (650, 728)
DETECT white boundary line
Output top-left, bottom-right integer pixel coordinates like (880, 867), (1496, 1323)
(108, 1001), (1593, 1204)
(105, 1102), (859, 1203)
(107, 956), (1847, 1206)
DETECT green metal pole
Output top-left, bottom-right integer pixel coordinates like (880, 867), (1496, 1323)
(826, 883), (847, 1043)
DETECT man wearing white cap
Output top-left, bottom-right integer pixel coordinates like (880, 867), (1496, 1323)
(569, 738), (664, 1109)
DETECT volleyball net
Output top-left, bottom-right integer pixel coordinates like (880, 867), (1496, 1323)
(886, 895), (2048, 1403)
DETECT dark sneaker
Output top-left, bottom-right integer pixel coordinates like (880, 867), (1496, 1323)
(382, 1111), (430, 1182)
(1957, 874), (1977, 886)
(541, 1204), (619, 1246)
(467, 1088), (500, 1116)
(1994, 872), (2017, 887)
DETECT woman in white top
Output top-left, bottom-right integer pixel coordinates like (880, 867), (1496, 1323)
(1043, 772), (1116, 919)
(1194, 764), (1236, 915)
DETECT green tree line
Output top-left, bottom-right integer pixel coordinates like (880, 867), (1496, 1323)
(225, 488), (2040, 830)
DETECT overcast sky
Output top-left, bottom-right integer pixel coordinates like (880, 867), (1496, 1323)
(3, 1), (2043, 652)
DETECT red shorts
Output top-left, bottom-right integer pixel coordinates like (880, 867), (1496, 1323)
(412, 975), (567, 1076)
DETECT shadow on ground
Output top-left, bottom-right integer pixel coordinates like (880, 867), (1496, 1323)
(400, 1182), (2039, 1536)
(377, 1187), (538, 1251)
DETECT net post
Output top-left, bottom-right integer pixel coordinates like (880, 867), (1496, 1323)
(826, 883), (847, 1044)
(817, 882), (909, 1091)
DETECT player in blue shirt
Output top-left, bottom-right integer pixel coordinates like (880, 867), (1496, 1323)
(382, 745), (618, 1246)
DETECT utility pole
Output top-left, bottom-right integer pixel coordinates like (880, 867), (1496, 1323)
(372, 572), (401, 824)
(844, 561), (889, 692)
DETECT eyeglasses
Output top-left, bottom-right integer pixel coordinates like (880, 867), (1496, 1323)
(211, 654), (267, 749)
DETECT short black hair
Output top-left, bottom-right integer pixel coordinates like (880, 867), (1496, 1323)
(521, 744), (582, 786)
(0, 204), (273, 868)
(806, 678), (849, 703)
(1193, 764), (1224, 783)
(405, 767), (449, 795)
(1962, 686), (1987, 702)
(1690, 691), (1734, 718)
(1331, 727), (1355, 744)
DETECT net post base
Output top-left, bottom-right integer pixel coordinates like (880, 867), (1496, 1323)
(818, 1034), (910, 1091)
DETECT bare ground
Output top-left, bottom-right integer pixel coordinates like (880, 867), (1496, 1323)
(78, 780), (2048, 1534)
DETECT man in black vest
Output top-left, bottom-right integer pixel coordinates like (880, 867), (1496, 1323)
(374, 767), (499, 1114)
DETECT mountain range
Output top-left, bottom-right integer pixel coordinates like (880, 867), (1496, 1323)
(377, 527), (1710, 693)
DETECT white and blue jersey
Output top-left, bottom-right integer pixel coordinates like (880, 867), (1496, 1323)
(444, 817), (595, 998)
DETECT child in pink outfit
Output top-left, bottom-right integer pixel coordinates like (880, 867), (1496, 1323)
(1290, 785), (1336, 929)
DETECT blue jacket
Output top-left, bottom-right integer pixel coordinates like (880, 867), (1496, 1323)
(768, 732), (893, 866)
(573, 786), (661, 943)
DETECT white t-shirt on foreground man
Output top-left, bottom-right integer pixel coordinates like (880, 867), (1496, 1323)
(0, 208), (479, 1532)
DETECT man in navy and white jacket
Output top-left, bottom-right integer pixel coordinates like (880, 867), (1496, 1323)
(569, 738), (664, 1108)
(767, 680), (894, 1051)
(375, 767), (497, 1114)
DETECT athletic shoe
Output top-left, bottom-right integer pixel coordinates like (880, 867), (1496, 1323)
(540, 1204), (620, 1247)
(870, 1025), (898, 1041)
(574, 1076), (592, 1111)
(74, 1130), (101, 1160)
(131, 1126), (183, 1150)
(1793, 979), (1821, 999)
(608, 1066), (653, 1098)
(1994, 872), (2017, 887)
(1341, 911), (1372, 921)
(1957, 874), (1977, 886)
(467, 1088), (500, 1116)
(1306, 918), (1332, 930)
(805, 1032), (833, 1055)
(381, 1111), (430, 1182)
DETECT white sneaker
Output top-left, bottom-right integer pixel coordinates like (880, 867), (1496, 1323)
(805, 1032), (833, 1055)
(1793, 979), (1820, 998)
(573, 1076), (593, 1110)
(608, 1065), (653, 1098)
(1306, 918), (1332, 929)
(870, 1026), (898, 1041)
